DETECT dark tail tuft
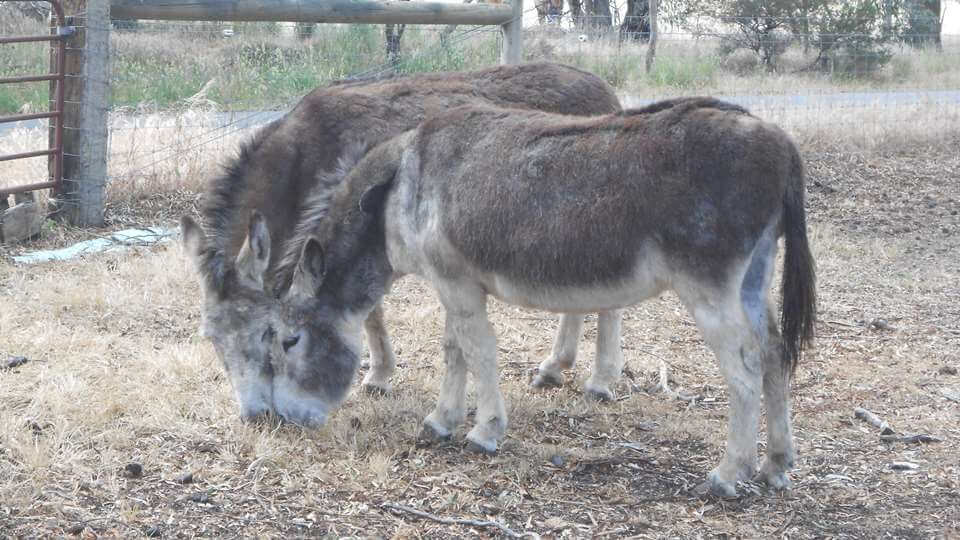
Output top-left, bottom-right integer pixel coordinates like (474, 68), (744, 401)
(780, 149), (817, 373)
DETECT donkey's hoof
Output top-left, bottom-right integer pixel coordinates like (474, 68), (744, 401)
(693, 479), (738, 499)
(694, 472), (739, 499)
(416, 421), (451, 447)
(531, 369), (564, 389)
(361, 381), (392, 396)
(584, 387), (615, 402)
(465, 436), (498, 455)
(756, 465), (792, 491)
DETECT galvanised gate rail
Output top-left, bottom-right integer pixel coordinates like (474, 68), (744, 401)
(0, 0), (72, 198)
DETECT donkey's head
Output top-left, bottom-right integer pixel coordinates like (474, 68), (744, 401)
(266, 237), (368, 428)
(181, 212), (284, 424)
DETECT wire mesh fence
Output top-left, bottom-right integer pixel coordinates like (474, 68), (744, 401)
(2, 2), (959, 220)
(527, 11), (959, 150)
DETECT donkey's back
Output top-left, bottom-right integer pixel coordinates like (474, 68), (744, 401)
(205, 62), (621, 276)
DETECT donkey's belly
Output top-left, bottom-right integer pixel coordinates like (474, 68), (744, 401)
(481, 249), (670, 313)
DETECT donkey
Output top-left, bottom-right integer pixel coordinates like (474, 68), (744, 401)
(261, 97), (816, 497)
(180, 63), (625, 423)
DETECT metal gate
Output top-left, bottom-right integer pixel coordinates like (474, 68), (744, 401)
(0, 0), (71, 199)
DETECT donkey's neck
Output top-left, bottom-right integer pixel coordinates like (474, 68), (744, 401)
(315, 209), (393, 317)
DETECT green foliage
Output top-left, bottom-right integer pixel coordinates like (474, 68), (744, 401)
(645, 53), (719, 89)
(680, 0), (906, 75)
(0, 14), (48, 114)
(808, 0), (898, 76)
(900, 0), (942, 47)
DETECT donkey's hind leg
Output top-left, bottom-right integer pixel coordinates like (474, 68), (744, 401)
(679, 285), (765, 498)
(531, 314), (584, 389)
(361, 303), (397, 394)
(584, 309), (625, 402)
(757, 308), (795, 490)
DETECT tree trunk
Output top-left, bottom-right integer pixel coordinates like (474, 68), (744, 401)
(569, 0), (584, 28)
(644, 0), (657, 73)
(585, 0), (612, 29)
(384, 0), (411, 68)
(384, 24), (406, 67)
(619, 0), (649, 42)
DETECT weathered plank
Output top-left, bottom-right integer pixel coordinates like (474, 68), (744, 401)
(110, 0), (514, 25)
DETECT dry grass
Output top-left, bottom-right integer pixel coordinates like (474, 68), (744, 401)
(1, 137), (959, 537)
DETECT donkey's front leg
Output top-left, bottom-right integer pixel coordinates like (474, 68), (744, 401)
(432, 287), (506, 453)
(420, 311), (469, 442)
(360, 303), (397, 394)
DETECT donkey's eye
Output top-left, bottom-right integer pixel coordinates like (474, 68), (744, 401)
(282, 334), (301, 353)
(261, 326), (276, 344)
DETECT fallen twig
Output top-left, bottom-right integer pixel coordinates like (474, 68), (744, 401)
(382, 503), (539, 539)
(879, 433), (942, 444)
(824, 320), (858, 328)
(853, 407), (894, 435)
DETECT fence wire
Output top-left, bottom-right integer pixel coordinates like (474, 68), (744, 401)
(3, 8), (959, 210)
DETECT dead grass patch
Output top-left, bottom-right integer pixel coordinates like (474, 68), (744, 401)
(1, 141), (958, 537)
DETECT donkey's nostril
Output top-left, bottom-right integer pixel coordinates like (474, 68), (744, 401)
(282, 334), (300, 352)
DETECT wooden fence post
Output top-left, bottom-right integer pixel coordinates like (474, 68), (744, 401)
(52, 0), (109, 226)
(500, 0), (523, 64)
(644, 0), (657, 73)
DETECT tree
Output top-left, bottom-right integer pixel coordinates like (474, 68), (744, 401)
(584, 0), (613, 29)
(807, 0), (899, 74)
(901, 0), (942, 48)
(384, 0), (411, 67)
(620, 0), (651, 41)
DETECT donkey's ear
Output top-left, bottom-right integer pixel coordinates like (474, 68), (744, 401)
(291, 237), (325, 297)
(180, 215), (205, 260)
(181, 215), (229, 296)
(236, 211), (271, 289)
(359, 182), (392, 214)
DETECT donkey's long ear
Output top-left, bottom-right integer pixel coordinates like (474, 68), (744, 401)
(236, 211), (271, 289)
(181, 215), (228, 296)
(359, 182), (392, 214)
(291, 237), (325, 297)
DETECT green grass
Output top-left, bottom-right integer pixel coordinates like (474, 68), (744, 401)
(1, 11), (959, 115)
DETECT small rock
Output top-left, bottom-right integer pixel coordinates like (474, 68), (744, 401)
(869, 318), (893, 331)
(890, 461), (919, 471)
(176, 471), (194, 484)
(3, 356), (28, 370)
(940, 365), (958, 376)
(122, 462), (143, 478)
(187, 491), (211, 503)
(549, 454), (564, 467)
(144, 525), (162, 537)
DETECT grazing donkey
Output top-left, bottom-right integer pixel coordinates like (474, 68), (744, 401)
(263, 97), (817, 497)
(180, 63), (625, 424)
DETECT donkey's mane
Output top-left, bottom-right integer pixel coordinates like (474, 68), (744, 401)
(201, 119), (283, 252)
(269, 141), (371, 295)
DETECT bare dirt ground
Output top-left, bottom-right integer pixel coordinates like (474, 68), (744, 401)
(1, 140), (959, 539)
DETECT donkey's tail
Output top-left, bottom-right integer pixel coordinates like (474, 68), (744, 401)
(780, 147), (817, 373)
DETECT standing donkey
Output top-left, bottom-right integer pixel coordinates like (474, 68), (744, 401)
(249, 97), (816, 497)
(181, 63), (626, 424)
